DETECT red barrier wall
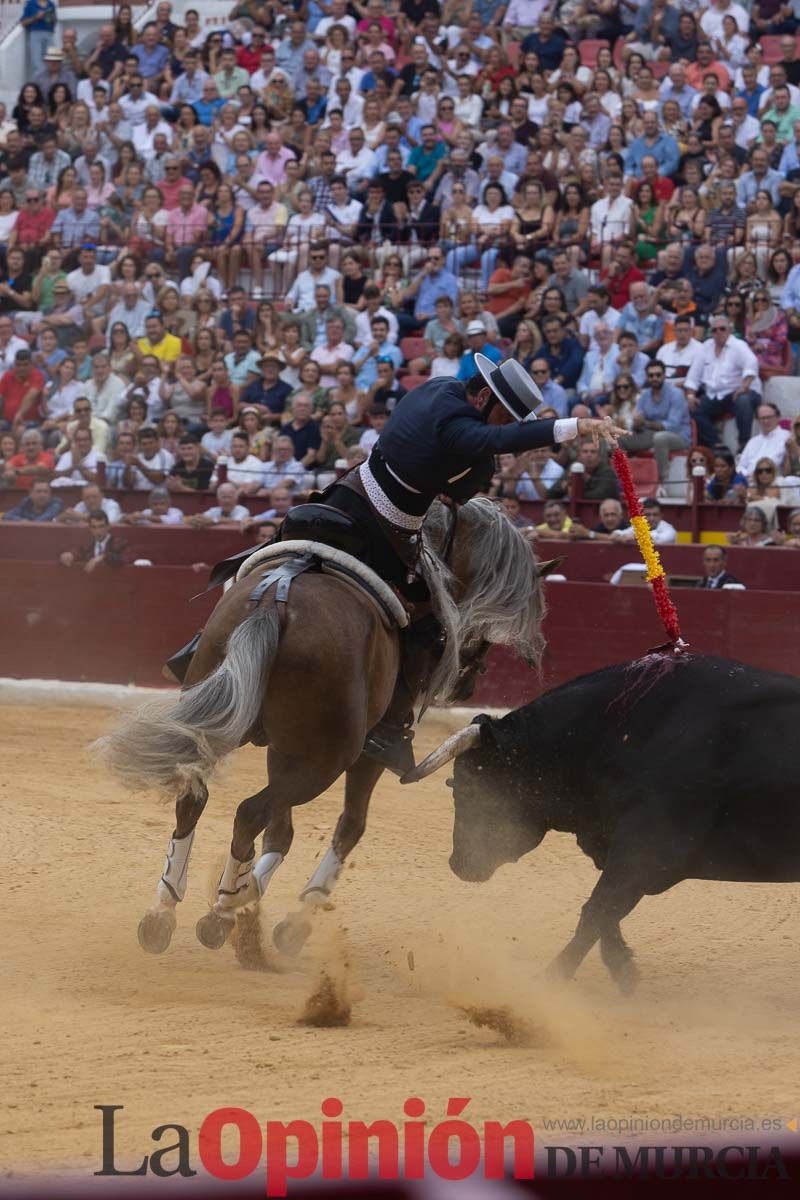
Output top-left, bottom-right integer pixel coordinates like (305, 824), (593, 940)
(3, 526), (800, 586)
(2, 562), (798, 704)
(0, 522), (251, 565)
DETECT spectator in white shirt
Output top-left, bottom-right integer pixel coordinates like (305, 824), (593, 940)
(613, 497), (678, 545)
(285, 251), (342, 312)
(126, 425), (175, 490)
(336, 128), (377, 196)
(684, 316), (762, 450)
(187, 482), (250, 526)
(590, 174), (634, 266)
(201, 409), (234, 460)
(324, 176), (362, 242)
(260, 434), (307, 492)
(354, 285), (399, 346)
(121, 485), (185, 525)
(737, 403), (792, 479)
(51, 427), (107, 487)
(212, 431), (264, 493)
(83, 353), (128, 424)
(656, 314), (704, 390)
(56, 482), (121, 525)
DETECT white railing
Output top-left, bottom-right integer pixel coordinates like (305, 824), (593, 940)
(0, 1), (23, 46)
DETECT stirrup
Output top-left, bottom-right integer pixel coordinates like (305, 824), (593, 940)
(362, 720), (416, 777)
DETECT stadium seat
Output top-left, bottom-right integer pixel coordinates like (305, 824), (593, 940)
(506, 42), (520, 67)
(579, 40), (609, 68)
(401, 374), (431, 390)
(761, 35), (788, 64)
(651, 61), (669, 79)
(399, 337), (428, 363)
(659, 453), (689, 504)
(628, 456), (659, 499)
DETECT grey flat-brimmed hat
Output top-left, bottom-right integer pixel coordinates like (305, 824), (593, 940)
(474, 354), (543, 422)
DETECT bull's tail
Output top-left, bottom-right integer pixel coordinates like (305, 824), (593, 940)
(95, 605), (281, 798)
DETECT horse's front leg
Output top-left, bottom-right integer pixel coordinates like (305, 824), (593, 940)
(273, 757), (384, 956)
(138, 783), (208, 954)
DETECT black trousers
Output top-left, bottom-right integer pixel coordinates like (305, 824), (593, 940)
(323, 484), (430, 603)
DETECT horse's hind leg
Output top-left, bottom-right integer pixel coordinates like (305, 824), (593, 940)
(138, 783), (208, 954)
(196, 751), (345, 951)
(273, 757), (384, 956)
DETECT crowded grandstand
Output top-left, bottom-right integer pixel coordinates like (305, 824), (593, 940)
(2, 0), (800, 576)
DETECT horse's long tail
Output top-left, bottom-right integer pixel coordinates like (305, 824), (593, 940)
(95, 605), (281, 797)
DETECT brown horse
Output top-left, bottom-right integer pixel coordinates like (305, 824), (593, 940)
(98, 498), (547, 957)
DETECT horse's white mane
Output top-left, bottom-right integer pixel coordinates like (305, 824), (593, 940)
(420, 497), (545, 705)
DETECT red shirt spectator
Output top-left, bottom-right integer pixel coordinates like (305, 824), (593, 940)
(14, 192), (56, 247)
(600, 245), (645, 310)
(237, 32), (272, 74)
(158, 172), (194, 210)
(6, 447), (55, 488)
(629, 175), (675, 204)
(0, 352), (46, 426)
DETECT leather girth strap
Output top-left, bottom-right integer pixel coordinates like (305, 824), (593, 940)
(248, 553), (317, 620)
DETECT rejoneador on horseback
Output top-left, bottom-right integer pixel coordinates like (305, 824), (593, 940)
(98, 359), (625, 955)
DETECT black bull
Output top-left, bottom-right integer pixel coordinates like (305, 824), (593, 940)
(404, 654), (800, 993)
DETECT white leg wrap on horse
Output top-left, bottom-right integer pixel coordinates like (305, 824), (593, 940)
(216, 852), (255, 911)
(300, 847), (343, 907)
(157, 829), (196, 905)
(253, 851), (283, 898)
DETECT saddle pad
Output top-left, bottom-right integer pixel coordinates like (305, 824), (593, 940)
(235, 540), (409, 629)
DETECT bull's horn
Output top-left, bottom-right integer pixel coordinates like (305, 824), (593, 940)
(400, 724), (482, 784)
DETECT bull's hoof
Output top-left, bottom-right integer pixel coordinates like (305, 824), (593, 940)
(545, 954), (575, 984)
(616, 960), (640, 996)
(273, 915), (312, 957)
(138, 908), (176, 955)
(196, 909), (234, 950)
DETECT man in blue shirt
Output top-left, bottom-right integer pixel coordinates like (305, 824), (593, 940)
(539, 315), (584, 391)
(21, 0), (57, 79)
(240, 352), (293, 419)
(618, 282), (665, 355)
(408, 126), (448, 184)
(521, 13), (566, 71)
(619, 360), (691, 480)
(658, 63), (698, 120)
(400, 248), (460, 333)
(4, 479), (62, 522)
(457, 322), (503, 382)
(624, 111), (680, 179)
(170, 50), (209, 105)
(353, 316), (403, 389)
(194, 80), (226, 127)
(133, 24), (170, 88)
(736, 64), (766, 118)
(530, 358), (569, 418)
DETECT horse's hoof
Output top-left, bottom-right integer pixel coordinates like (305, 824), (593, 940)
(138, 909), (176, 955)
(196, 909), (234, 950)
(273, 915), (312, 957)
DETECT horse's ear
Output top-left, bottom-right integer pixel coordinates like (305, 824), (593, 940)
(537, 556), (566, 578)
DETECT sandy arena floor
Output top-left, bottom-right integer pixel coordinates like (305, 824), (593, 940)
(2, 701), (799, 1179)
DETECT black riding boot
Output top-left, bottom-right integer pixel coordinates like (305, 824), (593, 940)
(361, 615), (445, 777)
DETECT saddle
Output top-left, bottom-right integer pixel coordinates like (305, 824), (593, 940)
(201, 502), (370, 593)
